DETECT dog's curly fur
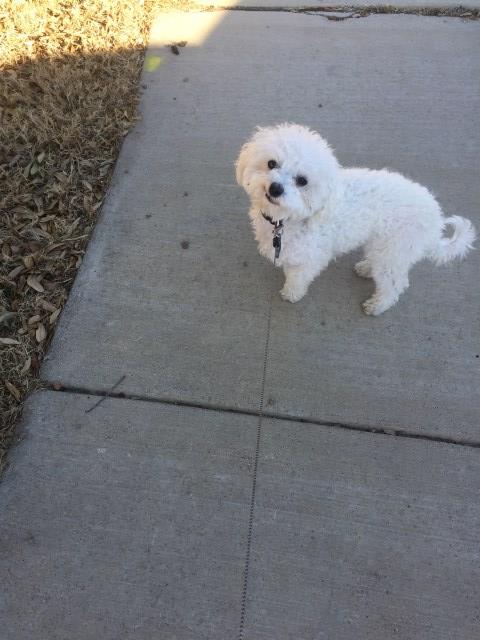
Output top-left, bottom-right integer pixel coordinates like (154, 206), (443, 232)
(236, 123), (476, 315)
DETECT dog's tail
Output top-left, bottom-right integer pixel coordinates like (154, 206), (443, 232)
(429, 216), (476, 266)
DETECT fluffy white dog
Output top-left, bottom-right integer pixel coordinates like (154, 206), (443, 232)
(235, 123), (475, 315)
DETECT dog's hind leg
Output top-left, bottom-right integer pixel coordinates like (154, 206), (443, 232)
(354, 259), (373, 278)
(361, 235), (423, 315)
(362, 246), (415, 315)
(362, 267), (410, 315)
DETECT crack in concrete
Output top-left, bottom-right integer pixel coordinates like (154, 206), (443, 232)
(43, 381), (480, 449)
(200, 5), (480, 21)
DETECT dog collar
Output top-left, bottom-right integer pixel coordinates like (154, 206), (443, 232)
(261, 212), (284, 259)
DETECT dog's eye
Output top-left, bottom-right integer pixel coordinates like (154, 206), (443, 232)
(296, 175), (308, 187)
(267, 159), (277, 170)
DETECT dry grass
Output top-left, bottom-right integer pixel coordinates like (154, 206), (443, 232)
(0, 0), (192, 468)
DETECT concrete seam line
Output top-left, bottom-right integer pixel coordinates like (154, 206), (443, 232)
(42, 383), (480, 449)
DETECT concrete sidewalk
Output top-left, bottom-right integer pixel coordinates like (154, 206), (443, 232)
(2, 7), (480, 639)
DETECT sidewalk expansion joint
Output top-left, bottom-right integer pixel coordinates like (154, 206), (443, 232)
(200, 6), (480, 21)
(43, 381), (480, 449)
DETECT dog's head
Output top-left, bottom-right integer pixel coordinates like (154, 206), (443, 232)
(235, 123), (339, 222)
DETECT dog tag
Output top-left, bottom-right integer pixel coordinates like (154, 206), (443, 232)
(272, 221), (283, 259)
(273, 233), (281, 259)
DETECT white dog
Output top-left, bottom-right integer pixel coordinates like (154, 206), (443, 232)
(235, 123), (475, 315)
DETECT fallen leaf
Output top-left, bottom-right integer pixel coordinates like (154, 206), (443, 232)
(5, 381), (21, 401)
(27, 275), (45, 292)
(20, 356), (32, 375)
(23, 255), (35, 270)
(39, 299), (57, 313)
(144, 55), (163, 72)
(45, 243), (65, 254)
(0, 337), (20, 345)
(36, 323), (47, 342)
(49, 309), (61, 324)
(28, 314), (41, 325)
(23, 162), (32, 179)
(8, 265), (25, 280)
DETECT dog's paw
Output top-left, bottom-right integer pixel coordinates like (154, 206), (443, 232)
(280, 285), (306, 303)
(362, 295), (390, 316)
(354, 260), (373, 278)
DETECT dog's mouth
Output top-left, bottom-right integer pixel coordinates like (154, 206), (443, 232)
(265, 193), (280, 206)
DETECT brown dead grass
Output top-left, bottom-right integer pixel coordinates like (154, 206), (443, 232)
(0, 0), (193, 468)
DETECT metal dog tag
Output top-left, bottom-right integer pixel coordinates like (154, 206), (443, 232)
(273, 222), (283, 259)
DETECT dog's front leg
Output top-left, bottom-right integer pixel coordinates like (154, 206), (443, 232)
(280, 264), (318, 303)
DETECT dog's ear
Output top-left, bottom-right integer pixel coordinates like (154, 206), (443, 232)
(236, 127), (272, 187)
(235, 140), (253, 187)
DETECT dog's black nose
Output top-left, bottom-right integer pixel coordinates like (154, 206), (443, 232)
(269, 182), (284, 198)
